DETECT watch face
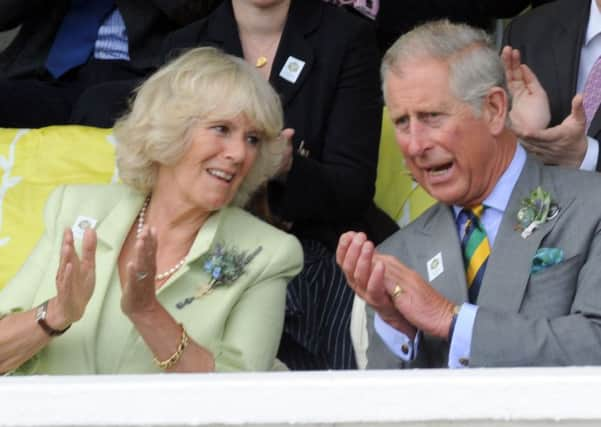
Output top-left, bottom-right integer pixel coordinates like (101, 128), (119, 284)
(35, 301), (47, 322)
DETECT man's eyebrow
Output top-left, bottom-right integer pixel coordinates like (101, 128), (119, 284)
(391, 113), (408, 124)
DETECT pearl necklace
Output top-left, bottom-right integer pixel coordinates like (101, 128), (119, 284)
(137, 196), (186, 282)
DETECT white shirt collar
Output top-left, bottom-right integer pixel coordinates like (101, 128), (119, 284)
(585, 0), (601, 46)
(452, 144), (526, 217)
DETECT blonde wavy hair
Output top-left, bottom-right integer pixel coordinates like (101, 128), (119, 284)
(114, 46), (284, 207)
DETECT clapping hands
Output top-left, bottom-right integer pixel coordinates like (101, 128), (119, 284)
(53, 224), (163, 325)
(502, 46), (588, 167)
(336, 231), (456, 339)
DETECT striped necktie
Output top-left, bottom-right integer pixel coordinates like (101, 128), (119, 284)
(458, 205), (490, 303)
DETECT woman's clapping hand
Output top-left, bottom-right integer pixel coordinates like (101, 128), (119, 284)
(121, 227), (160, 317)
(54, 228), (97, 328)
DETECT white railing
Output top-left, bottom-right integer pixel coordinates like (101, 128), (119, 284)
(2, 367), (601, 426)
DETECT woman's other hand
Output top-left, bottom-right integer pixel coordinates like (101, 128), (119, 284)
(121, 227), (160, 317)
(53, 228), (97, 328)
(275, 128), (295, 178)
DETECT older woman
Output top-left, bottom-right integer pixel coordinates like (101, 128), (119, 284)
(0, 47), (303, 375)
(160, 0), (397, 370)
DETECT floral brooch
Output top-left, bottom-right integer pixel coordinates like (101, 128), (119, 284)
(515, 186), (559, 239)
(176, 243), (263, 309)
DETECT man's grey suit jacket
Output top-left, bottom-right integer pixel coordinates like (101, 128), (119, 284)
(366, 155), (601, 368)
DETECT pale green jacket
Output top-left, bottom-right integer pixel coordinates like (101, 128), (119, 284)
(0, 184), (303, 374)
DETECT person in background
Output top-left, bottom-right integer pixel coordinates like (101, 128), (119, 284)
(502, 0), (601, 171)
(324, 0), (555, 55)
(338, 20), (601, 369)
(0, 0), (219, 128)
(161, 0), (397, 370)
(0, 47), (302, 375)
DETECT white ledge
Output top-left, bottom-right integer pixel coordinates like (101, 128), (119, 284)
(2, 367), (601, 426)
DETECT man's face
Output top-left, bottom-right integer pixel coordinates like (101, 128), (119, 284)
(385, 57), (501, 207)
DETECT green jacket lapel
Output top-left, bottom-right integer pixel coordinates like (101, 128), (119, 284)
(156, 207), (224, 297)
(79, 188), (146, 366)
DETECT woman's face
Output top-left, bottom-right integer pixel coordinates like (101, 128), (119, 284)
(157, 114), (261, 213)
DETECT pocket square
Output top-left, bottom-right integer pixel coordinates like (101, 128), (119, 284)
(531, 247), (564, 274)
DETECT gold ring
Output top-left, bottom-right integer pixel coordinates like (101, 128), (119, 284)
(391, 284), (403, 298)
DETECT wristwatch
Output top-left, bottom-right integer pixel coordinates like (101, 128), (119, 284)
(35, 300), (71, 337)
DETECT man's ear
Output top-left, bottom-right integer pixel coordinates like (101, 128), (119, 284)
(482, 87), (508, 136)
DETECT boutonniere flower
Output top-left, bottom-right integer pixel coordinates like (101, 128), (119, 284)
(176, 243), (263, 309)
(515, 186), (559, 239)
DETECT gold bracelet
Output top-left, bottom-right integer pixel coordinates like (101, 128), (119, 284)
(153, 324), (189, 370)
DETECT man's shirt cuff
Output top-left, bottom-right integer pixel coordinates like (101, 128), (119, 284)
(448, 303), (478, 368)
(374, 314), (420, 361)
(580, 137), (599, 171)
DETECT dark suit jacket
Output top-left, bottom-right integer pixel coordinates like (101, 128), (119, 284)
(503, 0), (601, 172)
(375, 0), (553, 54)
(163, 0), (396, 249)
(0, 0), (218, 79)
(367, 155), (601, 368)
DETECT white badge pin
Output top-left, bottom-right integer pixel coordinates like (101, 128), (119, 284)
(427, 252), (444, 282)
(279, 56), (305, 84)
(72, 215), (97, 240)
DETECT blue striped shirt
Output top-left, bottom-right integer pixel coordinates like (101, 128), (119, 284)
(93, 8), (130, 61)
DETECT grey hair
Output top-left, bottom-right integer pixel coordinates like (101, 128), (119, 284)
(381, 20), (511, 116)
(114, 46), (284, 207)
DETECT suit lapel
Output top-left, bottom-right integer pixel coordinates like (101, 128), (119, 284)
(478, 156), (571, 312)
(416, 205), (468, 304)
(548, 0), (589, 120)
(205, 1), (244, 56)
(269, 0), (317, 108)
(78, 188), (146, 366)
(156, 207), (224, 296)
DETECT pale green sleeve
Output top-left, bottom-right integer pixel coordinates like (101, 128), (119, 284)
(215, 234), (303, 372)
(0, 186), (66, 314)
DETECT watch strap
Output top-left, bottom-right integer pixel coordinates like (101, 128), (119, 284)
(36, 300), (71, 337)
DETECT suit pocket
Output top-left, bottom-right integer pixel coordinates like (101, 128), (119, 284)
(521, 254), (583, 318)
